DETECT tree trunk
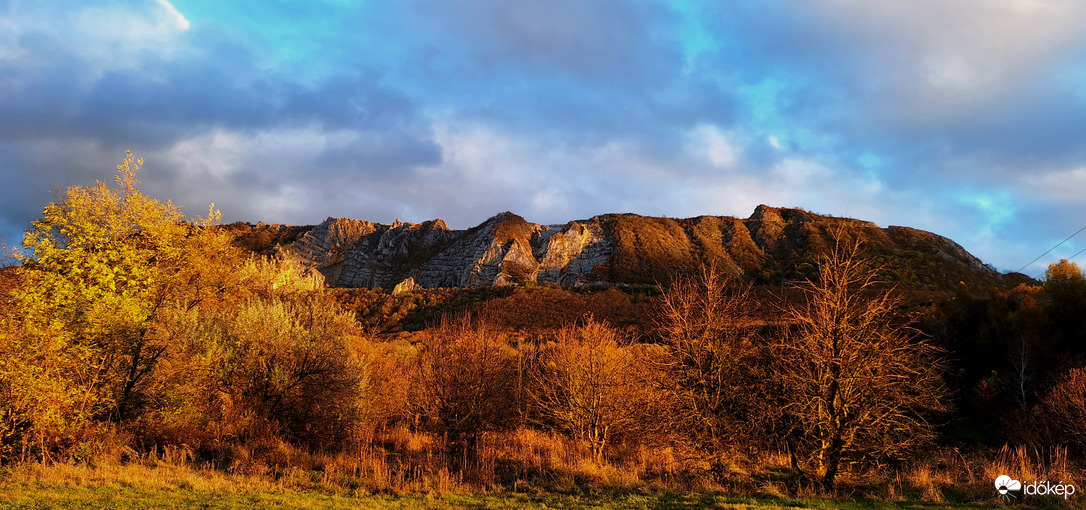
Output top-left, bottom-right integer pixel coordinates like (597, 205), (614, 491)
(821, 431), (843, 490)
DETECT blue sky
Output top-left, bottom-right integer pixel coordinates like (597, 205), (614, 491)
(2, 0), (1085, 276)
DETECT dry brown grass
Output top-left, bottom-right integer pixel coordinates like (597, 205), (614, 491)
(477, 428), (682, 489)
(7, 431), (1083, 508)
(1, 456), (281, 495)
(0, 426), (695, 499)
(884, 445), (1080, 504)
(984, 444), (1074, 488)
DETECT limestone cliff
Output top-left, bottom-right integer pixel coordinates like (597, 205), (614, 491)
(249, 205), (1002, 291)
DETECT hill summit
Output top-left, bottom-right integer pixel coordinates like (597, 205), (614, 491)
(226, 205), (1004, 292)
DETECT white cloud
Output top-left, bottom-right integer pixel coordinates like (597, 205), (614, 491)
(922, 54), (975, 92)
(429, 121), (576, 221)
(0, 14), (22, 62)
(154, 0), (190, 31)
(161, 127), (361, 182)
(0, 1), (194, 81)
(774, 158), (831, 182)
(1023, 166), (1086, 202)
(146, 126), (390, 222)
(805, 0), (1086, 119)
(687, 124), (737, 169)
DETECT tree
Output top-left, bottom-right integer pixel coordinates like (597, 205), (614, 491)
(2, 152), (378, 460)
(779, 233), (947, 489)
(9, 152), (239, 434)
(1039, 368), (1086, 453)
(1043, 259), (1086, 356)
(147, 285), (371, 450)
(530, 316), (653, 462)
(411, 314), (518, 468)
(653, 265), (776, 467)
(1045, 259), (1086, 287)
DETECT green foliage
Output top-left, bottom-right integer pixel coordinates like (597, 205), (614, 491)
(17, 153), (188, 341)
(0, 479), (1006, 510)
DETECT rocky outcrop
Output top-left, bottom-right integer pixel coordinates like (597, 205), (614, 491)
(268, 205), (1002, 291)
(279, 217), (458, 288)
(535, 220), (613, 286)
(391, 277), (422, 295)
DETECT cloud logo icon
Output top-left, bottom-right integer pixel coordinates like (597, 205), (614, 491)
(995, 475), (1022, 495)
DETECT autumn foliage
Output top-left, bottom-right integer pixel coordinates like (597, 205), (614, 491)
(2, 154), (1086, 501)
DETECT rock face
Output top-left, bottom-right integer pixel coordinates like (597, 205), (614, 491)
(391, 277), (422, 295)
(264, 206), (1002, 290)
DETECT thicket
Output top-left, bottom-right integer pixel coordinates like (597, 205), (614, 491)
(1, 154), (1084, 504)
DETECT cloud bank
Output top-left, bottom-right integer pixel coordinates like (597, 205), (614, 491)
(2, 0), (1085, 275)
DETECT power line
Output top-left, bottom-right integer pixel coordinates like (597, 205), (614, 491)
(944, 224), (1086, 348)
(1064, 245), (1086, 265)
(1015, 224), (1086, 276)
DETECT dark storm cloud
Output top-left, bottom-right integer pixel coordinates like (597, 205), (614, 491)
(0, 33), (430, 149)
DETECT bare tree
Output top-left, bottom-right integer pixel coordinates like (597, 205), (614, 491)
(1010, 335), (1034, 407)
(779, 232), (948, 490)
(653, 265), (777, 467)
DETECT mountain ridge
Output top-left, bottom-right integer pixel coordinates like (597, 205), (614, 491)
(225, 205), (1006, 293)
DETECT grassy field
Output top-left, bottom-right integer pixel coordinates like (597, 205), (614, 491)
(0, 462), (1007, 510)
(0, 487), (1007, 510)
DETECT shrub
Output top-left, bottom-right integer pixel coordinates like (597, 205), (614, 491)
(1040, 368), (1086, 453)
(411, 315), (519, 468)
(530, 317), (659, 462)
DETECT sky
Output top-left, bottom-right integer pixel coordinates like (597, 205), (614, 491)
(1, 0), (1085, 276)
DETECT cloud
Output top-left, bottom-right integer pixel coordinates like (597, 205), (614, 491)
(406, 0), (679, 84)
(2, 0), (1086, 276)
(154, 0), (190, 31)
(687, 125), (737, 169)
(0, 1), (442, 245)
(669, 1), (1086, 178)
(1023, 166), (1086, 203)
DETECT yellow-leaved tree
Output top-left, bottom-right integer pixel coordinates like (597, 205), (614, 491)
(1, 151), (381, 463)
(3, 152), (240, 459)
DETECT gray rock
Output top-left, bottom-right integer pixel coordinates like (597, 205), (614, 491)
(274, 207), (1001, 290)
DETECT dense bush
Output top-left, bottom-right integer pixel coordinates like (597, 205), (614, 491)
(653, 265), (778, 468)
(410, 315), (520, 467)
(530, 317), (662, 462)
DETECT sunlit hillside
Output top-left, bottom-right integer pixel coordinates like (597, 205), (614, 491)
(2, 156), (1085, 509)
